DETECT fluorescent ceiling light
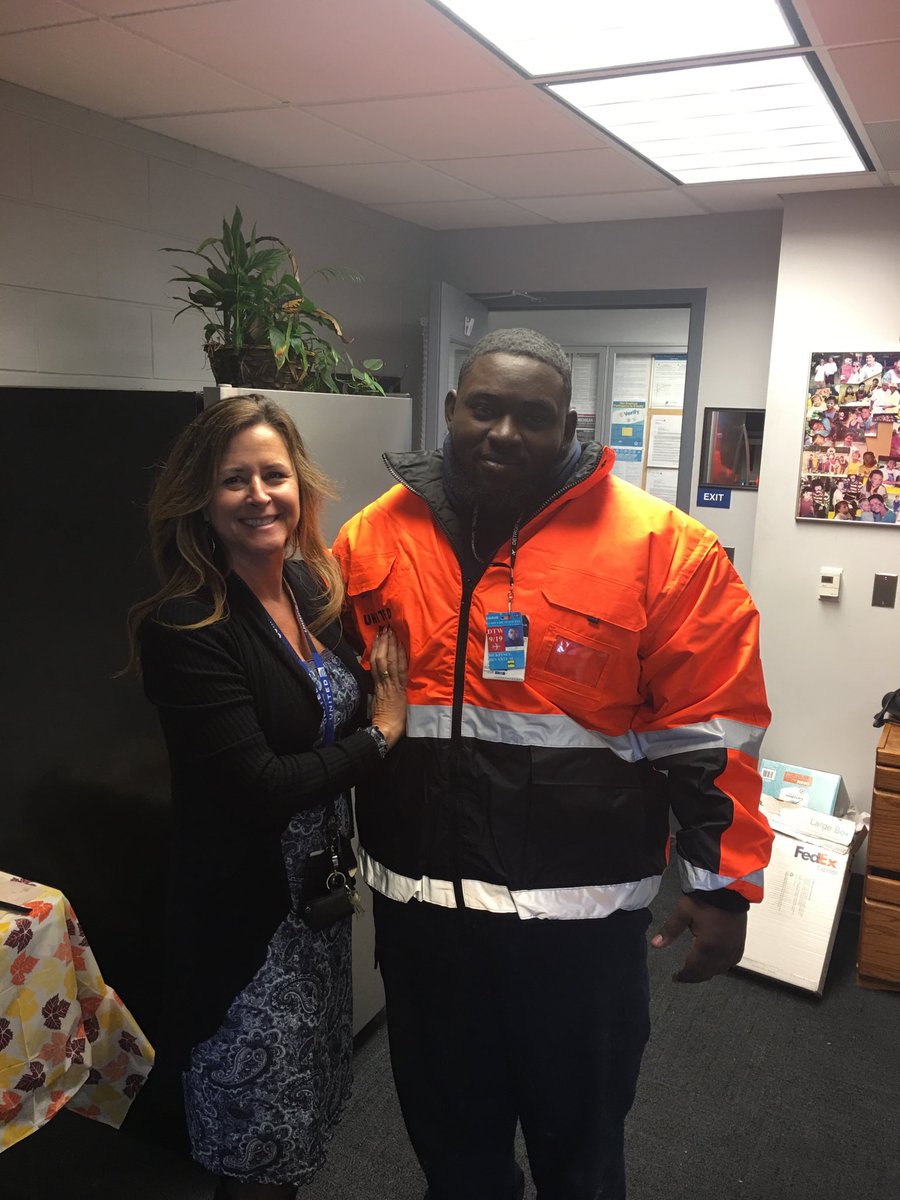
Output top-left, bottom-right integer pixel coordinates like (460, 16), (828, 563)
(550, 57), (865, 183)
(435, 0), (797, 76)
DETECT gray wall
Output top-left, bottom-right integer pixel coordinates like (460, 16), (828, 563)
(750, 188), (900, 823)
(0, 79), (436, 395)
(486, 307), (690, 345)
(435, 212), (783, 578)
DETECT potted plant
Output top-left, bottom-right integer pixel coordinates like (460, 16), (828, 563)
(164, 206), (385, 394)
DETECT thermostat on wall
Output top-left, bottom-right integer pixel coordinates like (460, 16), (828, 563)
(819, 566), (842, 600)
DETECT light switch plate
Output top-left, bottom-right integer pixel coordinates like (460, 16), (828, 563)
(872, 574), (898, 608)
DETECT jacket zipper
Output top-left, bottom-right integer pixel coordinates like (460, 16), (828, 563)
(381, 459), (483, 742)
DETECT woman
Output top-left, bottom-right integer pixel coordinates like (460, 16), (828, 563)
(127, 395), (407, 1199)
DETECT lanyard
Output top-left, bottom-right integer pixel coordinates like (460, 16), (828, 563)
(472, 507), (521, 613)
(506, 520), (521, 614)
(265, 583), (336, 747)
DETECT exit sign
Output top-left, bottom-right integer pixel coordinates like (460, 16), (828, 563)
(697, 487), (732, 509)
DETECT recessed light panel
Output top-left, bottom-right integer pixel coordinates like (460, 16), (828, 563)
(435, 0), (797, 76)
(550, 57), (865, 183)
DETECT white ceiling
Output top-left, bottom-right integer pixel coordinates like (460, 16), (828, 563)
(0, 0), (898, 230)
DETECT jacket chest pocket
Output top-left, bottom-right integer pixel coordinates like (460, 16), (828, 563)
(527, 567), (646, 701)
(346, 551), (409, 640)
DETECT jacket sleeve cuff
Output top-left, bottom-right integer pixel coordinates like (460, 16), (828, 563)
(688, 888), (750, 914)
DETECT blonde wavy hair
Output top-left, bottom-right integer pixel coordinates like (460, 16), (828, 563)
(126, 393), (343, 670)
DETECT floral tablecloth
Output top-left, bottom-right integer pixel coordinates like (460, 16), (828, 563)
(0, 870), (155, 1152)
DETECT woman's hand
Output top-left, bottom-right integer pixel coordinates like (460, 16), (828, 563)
(369, 627), (409, 750)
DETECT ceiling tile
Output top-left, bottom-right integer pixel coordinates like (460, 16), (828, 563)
(0, 22), (277, 116)
(0, 1), (88, 33)
(682, 171), (882, 212)
(373, 198), (552, 230)
(512, 190), (705, 223)
(76, 0), (216, 12)
(0, 0), (895, 229)
(802, 0), (900, 44)
(865, 121), (900, 171)
(684, 187), (782, 213)
(136, 107), (404, 168)
(119, 0), (517, 105)
(829, 43), (900, 123)
(275, 161), (488, 205)
(308, 88), (602, 160)
(427, 147), (668, 198)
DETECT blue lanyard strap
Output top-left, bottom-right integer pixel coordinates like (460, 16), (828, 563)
(265, 581), (336, 747)
(299, 644), (336, 749)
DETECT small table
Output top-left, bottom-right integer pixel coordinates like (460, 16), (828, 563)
(0, 870), (155, 1152)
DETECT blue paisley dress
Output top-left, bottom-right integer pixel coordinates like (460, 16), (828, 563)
(183, 649), (358, 1186)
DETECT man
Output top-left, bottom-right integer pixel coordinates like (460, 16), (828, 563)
(858, 352), (883, 382)
(334, 329), (772, 1200)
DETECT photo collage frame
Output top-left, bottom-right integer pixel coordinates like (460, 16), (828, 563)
(798, 350), (900, 525)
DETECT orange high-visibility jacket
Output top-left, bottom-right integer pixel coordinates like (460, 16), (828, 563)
(333, 443), (773, 919)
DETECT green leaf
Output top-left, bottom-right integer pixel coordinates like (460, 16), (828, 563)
(186, 289), (219, 307)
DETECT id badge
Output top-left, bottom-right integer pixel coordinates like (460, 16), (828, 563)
(483, 611), (528, 681)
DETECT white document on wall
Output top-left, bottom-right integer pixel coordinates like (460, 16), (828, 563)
(611, 354), (652, 403)
(645, 467), (678, 504)
(570, 353), (599, 441)
(650, 355), (687, 408)
(647, 413), (682, 468)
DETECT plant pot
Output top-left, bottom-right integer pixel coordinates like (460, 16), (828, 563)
(207, 345), (311, 391)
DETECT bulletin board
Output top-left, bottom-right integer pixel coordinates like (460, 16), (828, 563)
(608, 352), (686, 504)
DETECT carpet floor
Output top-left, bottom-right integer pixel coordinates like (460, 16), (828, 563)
(2, 869), (896, 1199)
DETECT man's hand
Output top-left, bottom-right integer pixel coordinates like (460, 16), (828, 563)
(650, 894), (747, 983)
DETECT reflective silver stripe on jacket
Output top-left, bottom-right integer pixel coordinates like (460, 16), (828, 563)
(636, 720), (766, 761)
(677, 854), (765, 894)
(407, 704), (765, 763)
(407, 703), (642, 758)
(359, 847), (662, 920)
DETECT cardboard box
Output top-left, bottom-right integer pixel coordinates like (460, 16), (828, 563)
(759, 758), (841, 817)
(738, 810), (866, 995)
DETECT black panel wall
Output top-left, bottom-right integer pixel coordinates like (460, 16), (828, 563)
(2, 387), (200, 1040)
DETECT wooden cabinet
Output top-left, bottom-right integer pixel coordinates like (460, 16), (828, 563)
(858, 723), (900, 989)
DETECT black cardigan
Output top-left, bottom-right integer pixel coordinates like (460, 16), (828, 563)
(139, 560), (381, 1063)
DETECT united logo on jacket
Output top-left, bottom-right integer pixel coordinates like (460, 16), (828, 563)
(333, 442), (773, 921)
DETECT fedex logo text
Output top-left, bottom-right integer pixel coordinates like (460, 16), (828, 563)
(794, 845), (837, 869)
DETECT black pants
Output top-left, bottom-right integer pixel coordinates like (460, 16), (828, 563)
(373, 893), (652, 1200)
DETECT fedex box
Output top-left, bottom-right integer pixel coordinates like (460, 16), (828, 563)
(738, 808), (865, 995)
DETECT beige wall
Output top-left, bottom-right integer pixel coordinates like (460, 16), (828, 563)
(750, 188), (900, 819)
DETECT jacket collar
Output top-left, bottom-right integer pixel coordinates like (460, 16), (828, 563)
(383, 440), (614, 519)
(381, 441), (615, 564)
